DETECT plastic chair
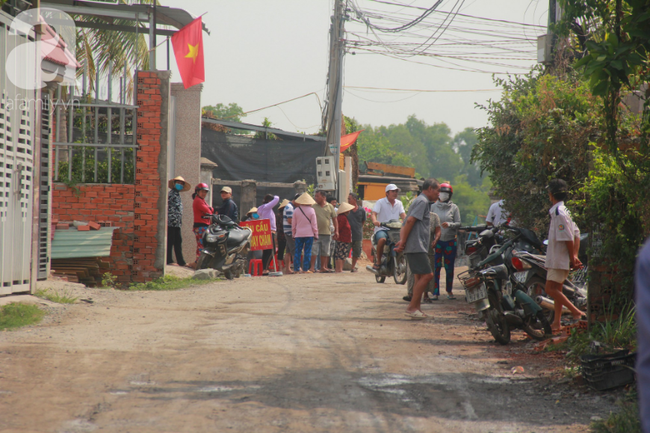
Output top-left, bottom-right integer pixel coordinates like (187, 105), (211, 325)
(248, 259), (263, 276)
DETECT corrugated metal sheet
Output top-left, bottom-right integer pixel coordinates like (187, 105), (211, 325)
(51, 228), (118, 260)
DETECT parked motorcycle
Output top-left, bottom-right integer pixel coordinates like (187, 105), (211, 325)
(512, 248), (588, 324)
(458, 227), (551, 344)
(196, 214), (252, 280)
(366, 220), (407, 284)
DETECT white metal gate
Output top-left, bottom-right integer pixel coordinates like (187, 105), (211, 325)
(0, 11), (37, 295)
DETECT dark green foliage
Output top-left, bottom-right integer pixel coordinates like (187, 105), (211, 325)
(473, 72), (599, 235)
(57, 147), (135, 184)
(354, 115), (489, 224)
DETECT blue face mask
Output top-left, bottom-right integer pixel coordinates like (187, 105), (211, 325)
(174, 183), (183, 191)
(252, 213), (259, 219)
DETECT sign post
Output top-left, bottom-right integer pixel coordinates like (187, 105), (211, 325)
(239, 219), (282, 276)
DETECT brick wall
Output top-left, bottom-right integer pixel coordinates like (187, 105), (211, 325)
(51, 70), (170, 285)
(51, 184), (135, 284)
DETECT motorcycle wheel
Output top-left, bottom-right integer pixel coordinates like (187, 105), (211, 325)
(393, 254), (408, 285)
(486, 308), (511, 345)
(196, 252), (213, 270)
(375, 275), (386, 283)
(526, 277), (555, 324)
(521, 313), (552, 341)
(223, 269), (234, 280)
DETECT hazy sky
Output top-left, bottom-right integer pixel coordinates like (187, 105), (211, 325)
(156, 0), (548, 136)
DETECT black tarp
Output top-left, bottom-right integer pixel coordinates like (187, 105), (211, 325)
(201, 128), (327, 210)
(202, 129), (326, 184)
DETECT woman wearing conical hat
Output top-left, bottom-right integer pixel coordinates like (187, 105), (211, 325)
(291, 193), (318, 273)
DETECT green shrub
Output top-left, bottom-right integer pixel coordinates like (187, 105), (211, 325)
(101, 272), (118, 288)
(0, 303), (45, 330)
(591, 392), (640, 433)
(128, 275), (219, 291)
(35, 288), (78, 304)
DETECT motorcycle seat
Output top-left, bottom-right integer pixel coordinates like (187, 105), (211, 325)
(480, 264), (509, 280)
(226, 228), (251, 248)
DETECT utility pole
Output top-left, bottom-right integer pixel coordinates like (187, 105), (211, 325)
(323, 0), (346, 195)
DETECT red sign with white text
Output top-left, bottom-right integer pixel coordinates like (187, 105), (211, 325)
(239, 219), (273, 251)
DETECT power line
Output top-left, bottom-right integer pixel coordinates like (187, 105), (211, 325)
(345, 85), (502, 92)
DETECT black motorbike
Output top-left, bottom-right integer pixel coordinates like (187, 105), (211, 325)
(458, 227), (551, 344)
(366, 220), (407, 284)
(196, 214), (252, 280)
(512, 236), (588, 324)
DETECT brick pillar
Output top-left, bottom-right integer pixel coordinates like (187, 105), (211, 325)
(133, 70), (170, 282)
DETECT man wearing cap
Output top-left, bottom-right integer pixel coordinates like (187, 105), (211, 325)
(167, 176), (191, 267)
(371, 184), (406, 270)
(216, 186), (238, 222)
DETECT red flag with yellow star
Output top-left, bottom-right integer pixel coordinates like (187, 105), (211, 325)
(171, 17), (204, 89)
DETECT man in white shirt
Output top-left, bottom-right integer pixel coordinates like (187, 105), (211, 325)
(486, 199), (509, 227)
(370, 184), (406, 270)
(545, 179), (584, 332)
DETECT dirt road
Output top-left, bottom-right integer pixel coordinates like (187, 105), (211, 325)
(0, 266), (618, 432)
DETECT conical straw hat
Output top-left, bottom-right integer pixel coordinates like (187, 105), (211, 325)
(279, 199), (291, 209)
(295, 193), (316, 206)
(337, 202), (354, 214)
(168, 176), (191, 191)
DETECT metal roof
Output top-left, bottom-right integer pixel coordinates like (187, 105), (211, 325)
(41, 0), (210, 35)
(51, 227), (118, 260)
(202, 117), (327, 142)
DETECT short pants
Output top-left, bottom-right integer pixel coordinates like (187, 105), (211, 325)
(312, 234), (332, 257)
(405, 252), (433, 275)
(547, 268), (570, 283)
(334, 241), (352, 260)
(351, 240), (362, 258)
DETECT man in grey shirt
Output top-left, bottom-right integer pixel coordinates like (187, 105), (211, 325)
(395, 178), (440, 319)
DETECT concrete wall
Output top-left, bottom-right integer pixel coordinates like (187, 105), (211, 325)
(170, 83), (203, 264)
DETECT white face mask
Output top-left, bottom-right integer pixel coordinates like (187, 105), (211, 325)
(439, 192), (450, 202)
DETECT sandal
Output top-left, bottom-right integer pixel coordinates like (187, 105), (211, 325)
(447, 294), (456, 300)
(404, 310), (428, 320)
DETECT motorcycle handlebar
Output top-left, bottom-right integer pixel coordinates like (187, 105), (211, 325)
(459, 224), (488, 232)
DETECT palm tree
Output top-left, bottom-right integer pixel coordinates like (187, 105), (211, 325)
(74, 0), (160, 99)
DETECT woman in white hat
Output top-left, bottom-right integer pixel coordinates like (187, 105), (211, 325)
(167, 176), (191, 266)
(291, 193), (318, 273)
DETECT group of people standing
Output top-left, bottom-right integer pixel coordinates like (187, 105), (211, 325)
(280, 190), (366, 274)
(166, 176), (239, 269)
(370, 183), (461, 305)
(165, 176), (367, 275)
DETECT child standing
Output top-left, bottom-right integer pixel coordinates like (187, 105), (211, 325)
(334, 202), (354, 273)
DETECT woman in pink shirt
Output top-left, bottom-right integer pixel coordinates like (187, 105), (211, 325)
(292, 193), (319, 273)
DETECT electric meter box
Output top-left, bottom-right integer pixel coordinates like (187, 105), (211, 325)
(316, 157), (336, 190)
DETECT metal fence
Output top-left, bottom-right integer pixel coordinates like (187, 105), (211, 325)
(53, 65), (137, 184)
(0, 10), (37, 294)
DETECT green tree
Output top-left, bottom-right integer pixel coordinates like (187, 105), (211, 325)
(452, 128), (483, 187)
(473, 72), (599, 234)
(202, 103), (246, 122)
